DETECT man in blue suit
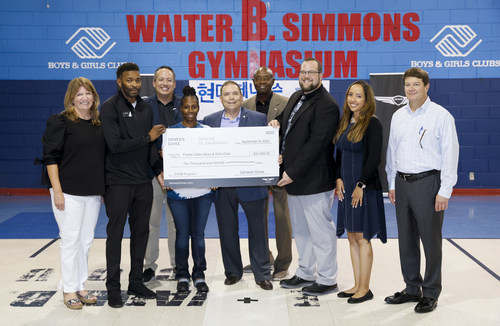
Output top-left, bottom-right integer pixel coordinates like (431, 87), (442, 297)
(203, 81), (273, 290)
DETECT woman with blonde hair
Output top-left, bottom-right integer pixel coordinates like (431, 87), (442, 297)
(334, 81), (387, 303)
(42, 77), (105, 309)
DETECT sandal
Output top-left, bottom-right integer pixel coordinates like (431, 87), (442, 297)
(76, 291), (98, 304)
(64, 294), (83, 310)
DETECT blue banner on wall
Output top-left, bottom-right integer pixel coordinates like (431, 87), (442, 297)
(1, 0), (499, 80)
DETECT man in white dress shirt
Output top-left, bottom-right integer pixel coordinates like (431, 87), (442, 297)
(385, 68), (459, 313)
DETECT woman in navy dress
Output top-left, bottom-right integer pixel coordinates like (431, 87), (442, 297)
(334, 81), (387, 304)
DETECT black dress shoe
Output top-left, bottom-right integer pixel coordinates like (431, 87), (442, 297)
(177, 281), (189, 293)
(195, 281), (209, 293)
(142, 268), (155, 283)
(415, 297), (438, 313)
(347, 290), (373, 304)
(107, 291), (123, 308)
(279, 275), (315, 289)
(337, 291), (355, 298)
(224, 275), (241, 285)
(385, 289), (422, 304)
(256, 280), (273, 290)
(127, 282), (157, 299)
(302, 282), (338, 296)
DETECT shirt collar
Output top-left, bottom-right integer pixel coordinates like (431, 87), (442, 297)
(257, 92), (273, 105)
(303, 85), (323, 101)
(405, 96), (431, 115)
(222, 108), (241, 121)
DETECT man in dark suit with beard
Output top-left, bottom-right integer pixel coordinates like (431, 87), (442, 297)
(276, 58), (340, 296)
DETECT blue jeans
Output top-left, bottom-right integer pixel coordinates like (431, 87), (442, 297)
(167, 192), (214, 281)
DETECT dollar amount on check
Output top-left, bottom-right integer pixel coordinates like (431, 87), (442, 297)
(163, 126), (279, 188)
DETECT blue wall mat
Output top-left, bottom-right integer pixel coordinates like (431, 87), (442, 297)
(0, 212), (59, 239)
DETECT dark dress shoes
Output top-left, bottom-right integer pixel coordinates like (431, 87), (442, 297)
(107, 291), (123, 308)
(127, 282), (157, 299)
(302, 282), (338, 296)
(142, 268), (155, 283)
(337, 291), (355, 298)
(195, 281), (209, 293)
(224, 275), (241, 285)
(347, 290), (373, 304)
(279, 275), (315, 289)
(385, 289), (422, 304)
(256, 280), (273, 290)
(415, 297), (438, 313)
(177, 281), (190, 293)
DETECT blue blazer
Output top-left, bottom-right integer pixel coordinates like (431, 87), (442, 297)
(203, 107), (269, 202)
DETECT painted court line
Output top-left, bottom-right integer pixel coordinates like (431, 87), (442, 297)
(447, 238), (500, 282)
(30, 238), (58, 258)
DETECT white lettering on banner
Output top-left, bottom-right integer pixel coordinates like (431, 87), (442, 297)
(409, 24), (498, 73)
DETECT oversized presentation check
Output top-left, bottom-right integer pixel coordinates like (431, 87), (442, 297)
(163, 126), (279, 188)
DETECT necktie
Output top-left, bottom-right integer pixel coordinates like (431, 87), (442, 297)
(281, 95), (306, 153)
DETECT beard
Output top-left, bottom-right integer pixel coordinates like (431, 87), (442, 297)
(299, 79), (320, 93)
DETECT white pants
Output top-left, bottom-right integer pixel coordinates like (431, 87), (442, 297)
(50, 189), (101, 293)
(288, 190), (338, 286)
(144, 179), (176, 271)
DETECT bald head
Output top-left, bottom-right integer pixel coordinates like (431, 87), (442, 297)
(252, 66), (275, 97)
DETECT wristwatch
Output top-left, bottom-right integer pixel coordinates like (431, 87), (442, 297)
(356, 182), (366, 189)
(146, 134), (151, 142)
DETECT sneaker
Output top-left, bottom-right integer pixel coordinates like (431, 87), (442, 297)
(195, 281), (209, 293)
(279, 275), (315, 289)
(127, 282), (157, 299)
(177, 280), (190, 293)
(142, 268), (155, 283)
(107, 291), (123, 308)
(302, 282), (338, 296)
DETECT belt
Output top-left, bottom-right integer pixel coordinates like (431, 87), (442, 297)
(398, 170), (439, 182)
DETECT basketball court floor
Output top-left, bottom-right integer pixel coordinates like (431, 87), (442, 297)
(1, 195), (499, 326)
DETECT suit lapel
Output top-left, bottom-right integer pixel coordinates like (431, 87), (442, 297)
(268, 95), (283, 120)
(288, 87), (324, 129)
(239, 108), (249, 126)
(282, 92), (301, 130)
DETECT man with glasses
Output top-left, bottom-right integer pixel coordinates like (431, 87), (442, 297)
(275, 58), (340, 296)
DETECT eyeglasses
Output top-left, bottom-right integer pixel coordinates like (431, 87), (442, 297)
(299, 70), (319, 76)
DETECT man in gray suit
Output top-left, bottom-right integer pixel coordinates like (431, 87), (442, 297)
(241, 67), (292, 280)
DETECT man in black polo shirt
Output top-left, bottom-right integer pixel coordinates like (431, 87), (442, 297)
(100, 62), (165, 308)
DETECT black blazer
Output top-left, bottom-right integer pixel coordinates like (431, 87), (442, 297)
(334, 116), (383, 190)
(278, 85), (340, 196)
